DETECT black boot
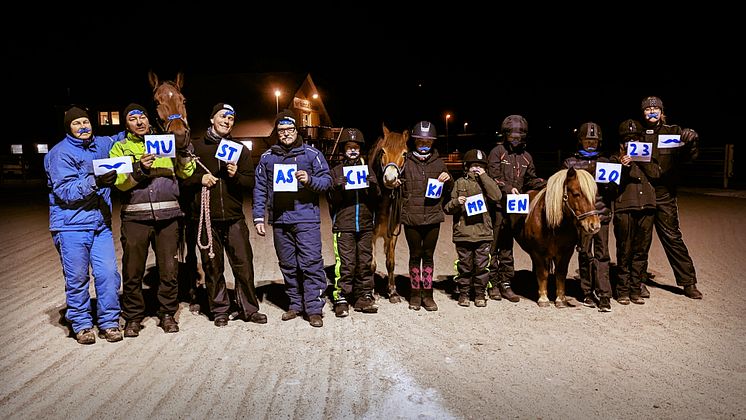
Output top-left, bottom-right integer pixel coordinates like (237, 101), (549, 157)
(422, 288), (438, 311)
(499, 282), (520, 302)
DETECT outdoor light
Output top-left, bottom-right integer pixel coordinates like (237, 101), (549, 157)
(36, 144), (48, 154)
(274, 89), (281, 113)
(312, 93), (319, 99)
(445, 114), (451, 154)
(463, 122), (468, 133)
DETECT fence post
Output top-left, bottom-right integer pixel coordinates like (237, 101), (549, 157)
(724, 144), (735, 189)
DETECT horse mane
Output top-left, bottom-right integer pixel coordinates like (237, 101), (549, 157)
(533, 168), (597, 228)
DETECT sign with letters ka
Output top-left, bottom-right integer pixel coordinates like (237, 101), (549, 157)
(465, 193), (487, 216)
(92, 156), (133, 175)
(595, 162), (622, 185)
(274, 164), (298, 192)
(144, 134), (176, 158)
(425, 178), (444, 199)
(627, 141), (652, 162)
(506, 193), (530, 214)
(214, 139), (243, 164)
(343, 165), (369, 190)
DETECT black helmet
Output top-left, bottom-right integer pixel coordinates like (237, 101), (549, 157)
(501, 115), (528, 138)
(463, 149), (487, 167)
(577, 122), (602, 147)
(618, 119), (643, 142)
(641, 96), (664, 110)
(411, 121), (437, 139)
(338, 128), (365, 145)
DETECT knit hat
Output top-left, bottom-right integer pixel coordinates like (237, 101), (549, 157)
(641, 96), (664, 110)
(123, 103), (149, 120)
(211, 103), (235, 119)
(274, 109), (297, 128)
(63, 106), (90, 135)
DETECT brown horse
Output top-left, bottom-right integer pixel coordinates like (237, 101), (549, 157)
(369, 125), (409, 303)
(148, 70), (190, 149)
(514, 167), (601, 307)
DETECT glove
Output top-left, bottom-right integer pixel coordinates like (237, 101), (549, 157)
(681, 128), (698, 144)
(95, 170), (117, 188)
(335, 174), (348, 187)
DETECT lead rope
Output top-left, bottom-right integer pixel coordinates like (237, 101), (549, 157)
(188, 152), (215, 259)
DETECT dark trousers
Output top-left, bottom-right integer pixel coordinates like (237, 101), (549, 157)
(273, 222), (327, 316)
(654, 189), (697, 286)
(614, 210), (655, 297)
(578, 222), (612, 298)
(121, 218), (180, 321)
(199, 219), (260, 319)
(489, 210), (516, 286)
(456, 241), (491, 295)
(332, 230), (375, 302)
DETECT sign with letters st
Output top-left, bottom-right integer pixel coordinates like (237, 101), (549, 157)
(595, 162), (622, 185)
(465, 193), (487, 216)
(658, 134), (682, 149)
(144, 134), (176, 158)
(506, 193), (530, 214)
(627, 141), (652, 162)
(343, 165), (369, 190)
(425, 178), (444, 199)
(214, 139), (243, 164)
(274, 163), (298, 192)
(92, 156), (133, 175)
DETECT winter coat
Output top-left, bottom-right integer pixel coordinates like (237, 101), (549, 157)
(487, 143), (546, 196)
(642, 122), (698, 191)
(444, 170), (502, 243)
(327, 157), (379, 233)
(400, 150), (453, 226)
(611, 155), (659, 213)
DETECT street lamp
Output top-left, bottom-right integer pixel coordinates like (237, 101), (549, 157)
(445, 113), (451, 154)
(463, 122), (468, 133)
(274, 89), (281, 113)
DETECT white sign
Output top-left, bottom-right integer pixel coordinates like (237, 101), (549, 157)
(627, 141), (652, 162)
(658, 134), (683, 149)
(215, 139), (243, 164)
(144, 134), (176, 158)
(93, 156), (133, 175)
(425, 178), (444, 199)
(465, 193), (487, 216)
(506, 193), (530, 214)
(343, 165), (369, 190)
(273, 163), (298, 192)
(595, 162), (622, 185)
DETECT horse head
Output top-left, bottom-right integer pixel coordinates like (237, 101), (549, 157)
(369, 124), (409, 189)
(148, 70), (190, 149)
(543, 167), (600, 234)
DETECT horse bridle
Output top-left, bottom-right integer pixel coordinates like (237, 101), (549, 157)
(379, 152), (407, 237)
(563, 190), (599, 221)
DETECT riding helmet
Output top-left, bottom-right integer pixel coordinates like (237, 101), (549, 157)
(577, 122), (603, 147)
(500, 115), (528, 138)
(338, 128), (365, 145)
(411, 121), (437, 139)
(463, 149), (488, 167)
(618, 119), (643, 142)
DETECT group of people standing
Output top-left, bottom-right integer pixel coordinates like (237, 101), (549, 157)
(44, 95), (702, 344)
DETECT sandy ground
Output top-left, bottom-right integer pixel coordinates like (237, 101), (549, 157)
(0, 185), (744, 420)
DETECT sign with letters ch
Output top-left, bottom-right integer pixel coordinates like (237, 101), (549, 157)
(274, 163), (298, 192)
(465, 193), (487, 216)
(595, 162), (622, 185)
(658, 134), (682, 149)
(343, 165), (369, 190)
(627, 141), (652, 162)
(214, 139), (243, 164)
(425, 178), (444, 199)
(506, 193), (530, 214)
(93, 156), (133, 175)
(144, 134), (176, 158)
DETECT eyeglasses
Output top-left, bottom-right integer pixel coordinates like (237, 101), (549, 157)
(278, 127), (296, 135)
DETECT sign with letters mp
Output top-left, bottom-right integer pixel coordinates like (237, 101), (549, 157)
(595, 162), (622, 185)
(506, 193), (530, 214)
(627, 141), (652, 162)
(214, 139), (243, 164)
(343, 165), (369, 190)
(93, 156), (133, 175)
(144, 134), (176, 158)
(425, 178), (444, 199)
(274, 163), (298, 192)
(465, 193), (487, 216)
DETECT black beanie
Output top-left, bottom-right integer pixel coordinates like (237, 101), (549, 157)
(64, 106), (90, 135)
(123, 103), (149, 120)
(211, 103), (236, 119)
(274, 109), (297, 128)
(640, 96), (664, 111)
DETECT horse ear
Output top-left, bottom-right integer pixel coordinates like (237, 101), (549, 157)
(148, 70), (159, 90)
(382, 123), (389, 136)
(403, 130), (410, 142)
(175, 72), (185, 90)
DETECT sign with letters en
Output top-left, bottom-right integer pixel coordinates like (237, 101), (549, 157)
(274, 163), (298, 192)
(627, 141), (652, 162)
(144, 134), (176, 158)
(595, 162), (622, 185)
(93, 156), (133, 175)
(343, 165), (369, 190)
(214, 139), (243, 164)
(465, 193), (487, 216)
(658, 134), (682, 149)
(425, 178), (444, 199)
(506, 193), (530, 214)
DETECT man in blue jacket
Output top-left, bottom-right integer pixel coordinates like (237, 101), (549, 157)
(253, 110), (332, 327)
(44, 106), (124, 344)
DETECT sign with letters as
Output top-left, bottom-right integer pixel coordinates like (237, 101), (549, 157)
(343, 165), (369, 190)
(595, 162), (622, 185)
(658, 134), (682, 149)
(627, 141), (652, 162)
(425, 178), (444, 199)
(506, 193), (530, 214)
(144, 134), (176, 158)
(214, 139), (243, 164)
(93, 156), (133, 175)
(274, 163), (298, 192)
(465, 193), (487, 216)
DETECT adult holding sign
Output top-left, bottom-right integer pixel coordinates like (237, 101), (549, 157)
(44, 106), (125, 344)
(327, 128), (380, 317)
(109, 103), (195, 337)
(398, 121), (452, 311)
(639, 96), (702, 299)
(444, 149), (501, 308)
(182, 103), (266, 326)
(561, 122), (615, 312)
(253, 110), (332, 327)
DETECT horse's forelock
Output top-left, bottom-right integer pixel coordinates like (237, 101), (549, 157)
(575, 169), (597, 204)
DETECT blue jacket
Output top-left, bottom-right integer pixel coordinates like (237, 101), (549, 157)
(45, 132), (124, 232)
(253, 141), (332, 225)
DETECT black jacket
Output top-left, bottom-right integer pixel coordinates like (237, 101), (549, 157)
(400, 150), (453, 226)
(327, 157), (380, 232)
(488, 143), (546, 196)
(642, 121), (698, 192)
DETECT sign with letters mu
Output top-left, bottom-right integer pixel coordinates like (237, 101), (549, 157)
(214, 139), (243, 164)
(506, 193), (530, 214)
(274, 164), (298, 192)
(342, 165), (369, 190)
(144, 134), (176, 158)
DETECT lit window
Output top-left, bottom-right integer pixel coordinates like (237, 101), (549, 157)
(10, 144), (23, 154)
(36, 144), (49, 154)
(98, 111), (121, 126)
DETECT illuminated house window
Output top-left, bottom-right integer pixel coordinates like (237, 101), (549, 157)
(99, 111), (120, 126)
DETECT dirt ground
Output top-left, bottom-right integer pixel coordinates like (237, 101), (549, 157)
(0, 185), (744, 419)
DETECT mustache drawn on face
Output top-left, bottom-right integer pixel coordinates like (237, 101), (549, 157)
(78, 127), (91, 134)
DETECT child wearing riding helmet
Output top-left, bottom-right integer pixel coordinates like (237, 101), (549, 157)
(444, 149), (501, 308)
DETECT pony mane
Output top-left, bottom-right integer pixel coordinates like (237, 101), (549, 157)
(536, 168), (597, 228)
